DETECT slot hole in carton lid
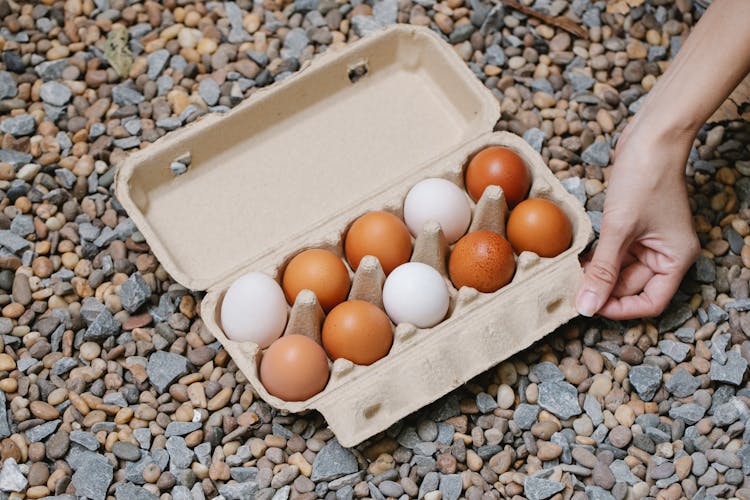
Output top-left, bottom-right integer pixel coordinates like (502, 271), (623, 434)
(363, 402), (381, 419)
(347, 60), (369, 84)
(170, 152), (192, 177)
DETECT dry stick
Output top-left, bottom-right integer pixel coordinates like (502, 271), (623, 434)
(499, 0), (589, 40)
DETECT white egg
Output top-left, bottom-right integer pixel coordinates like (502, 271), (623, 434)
(221, 272), (288, 347)
(403, 178), (472, 244)
(382, 262), (450, 328)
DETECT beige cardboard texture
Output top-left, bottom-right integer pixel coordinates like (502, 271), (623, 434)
(115, 25), (594, 448)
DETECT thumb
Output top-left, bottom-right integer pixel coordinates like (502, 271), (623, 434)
(576, 227), (630, 317)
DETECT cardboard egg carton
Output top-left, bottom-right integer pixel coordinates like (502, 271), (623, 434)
(115, 25), (594, 447)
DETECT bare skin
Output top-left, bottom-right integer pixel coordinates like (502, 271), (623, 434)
(576, 0), (750, 320)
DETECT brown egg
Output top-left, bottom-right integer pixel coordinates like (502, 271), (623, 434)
(282, 249), (350, 312)
(506, 198), (572, 258)
(260, 335), (329, 401)
(322, 300), (393, 365)
(465, 146), (531, 207)
(448, 230), (515, 293)
(345, 212), (412, 275)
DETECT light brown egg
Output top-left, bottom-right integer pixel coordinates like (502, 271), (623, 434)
(282, 249), (351, 312)
(448, 230), (515, 293)
(259, 335), (330, 401)
(345, 211), (412, 275)
(322, 300), (393, 365)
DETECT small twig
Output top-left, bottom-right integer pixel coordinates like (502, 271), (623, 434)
(500, 0), (589, 40)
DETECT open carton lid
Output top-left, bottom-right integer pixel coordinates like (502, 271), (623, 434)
(114, 25), (500, 291)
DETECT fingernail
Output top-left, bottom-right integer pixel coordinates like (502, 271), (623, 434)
(577, 291), (599, 317)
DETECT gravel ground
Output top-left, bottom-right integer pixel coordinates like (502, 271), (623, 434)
(0, 0), (749, 499)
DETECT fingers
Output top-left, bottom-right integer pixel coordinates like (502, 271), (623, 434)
(576, 226), (632, 317)
(611, 261), (654, 297)
(597, 271), (683, 320)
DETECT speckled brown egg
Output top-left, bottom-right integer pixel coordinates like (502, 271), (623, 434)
(448, 230), (515, 293)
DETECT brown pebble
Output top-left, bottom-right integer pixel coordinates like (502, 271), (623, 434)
(30, 401), (60, 420)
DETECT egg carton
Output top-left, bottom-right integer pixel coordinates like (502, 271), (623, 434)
(115, 25), (594, 447)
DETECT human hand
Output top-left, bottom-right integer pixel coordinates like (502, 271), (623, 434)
(575, 123), (700, 320)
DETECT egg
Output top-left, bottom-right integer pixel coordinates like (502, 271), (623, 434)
(382, 262), (450, 328)
(465, 146), (531, 207)
(403, 178), (472, 244)
(448, 231), (515, 293)
(260, 335), (330, 401)
(345, 212), (412, 275)
(322, 300), (393, 365)
(282, 249), (351, 312)
(506, 198), (572, 258)
(220, 272), (288, 348)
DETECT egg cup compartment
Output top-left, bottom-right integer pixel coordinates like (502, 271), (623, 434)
(115, 25), (593, 447)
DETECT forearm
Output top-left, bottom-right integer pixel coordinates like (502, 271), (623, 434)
(633, 0), (750, 145)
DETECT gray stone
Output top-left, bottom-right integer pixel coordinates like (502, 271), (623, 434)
(581, 141), (610, 166)
(133, 428), (151, 449)
(675, 327), (696, 342)
(659, 340), (690, 363)
(166, 436), (194, 470)
(220, 481), (259, 500)
(113, 441), (142, 461)
(583, 393), (603, 426)
(0, 392), (10, 439)
(524, 475), (564, 500)
(710, 333), (730, 364)
(485, 44), (505, 66)
(438, 474), (461, 500)
(84, 309), (121, 341)
(586, 486), (615, 500)
(538, 380), (581, 419)
(35, 59), (68, 80)
(71, 430), (99, 451)
(513, 403), (539, 430)
(693, 255), (716, 283)
(115, 482), (158, 500)
(156, 75), (173, 96)
(0, 71), (17, 99)
(707, 304), (729, 324)
(170, 162), (187, 176)
(561, 177), (586, 206)
(0, 150), (32, 168)
(351, 16), (381, 37)
(419, 471), (439, 498)
(225, 1), (251, 43)
(52, 357), (79, 376)
(112, 84), (145, 106)
(147, 351), (188, 393)
(311, 438), (358, 482)
(0, 114), (35, 136)
(531, 362), (565, 382)
(0, 458), (26, 492)
(628, 365), (662, 401)
(25, 419), (60, 442)
(565, 71), (595, 92)
(379, 480), (403, 497)
(165, 421), (201, 437)
(712, 400), (740, 427)
(282, 28), (310, 59)
(476, 392), (497, 413)
(272, 485), (291, 500)
(120, 272), (151, 312)
(230, 467), (258, 482)
(523, 128), (545, 153)
(417, 420), (438, 442)
(113, 137), (141, 149)
(669, 404), (705, 425)
(609, 460), (639, 485)
(659, 303), (693, 332)
(71, 452), (113, 500)
(373, 0), (398, 25)
(10, 215), (33, 236)
(198, 78), (220, 106)
(81, 298), (106, 324)
(665, 368), (699, 398)
(710, 350), (747, 385)
(147, 49), (170, 80)
(40, 81), (72, 106)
